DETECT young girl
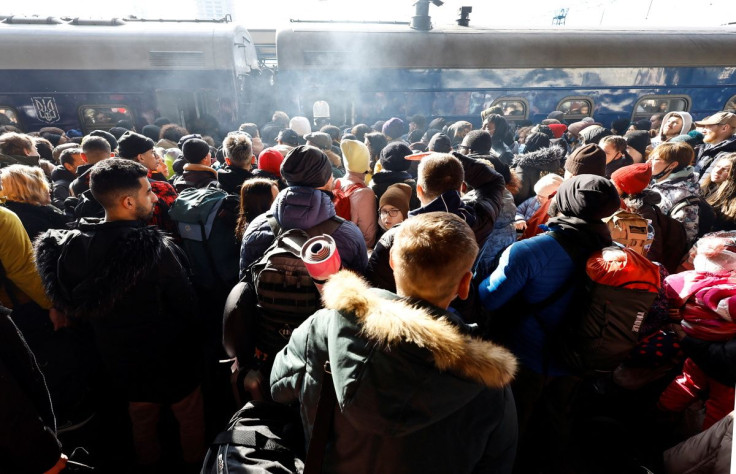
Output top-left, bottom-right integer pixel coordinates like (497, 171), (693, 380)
(377, 183), (411, 233)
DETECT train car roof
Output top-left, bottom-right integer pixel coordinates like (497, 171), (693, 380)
(276, 25), (736, 70)
(0, 21), (259, 72)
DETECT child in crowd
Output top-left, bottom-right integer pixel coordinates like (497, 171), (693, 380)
(514, 173), (563, 232)
(377, 182), (412, 232)
(658, 234), (736, 431)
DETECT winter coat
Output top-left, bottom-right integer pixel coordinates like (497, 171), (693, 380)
(0, 153), (40, 168)
(3, 201), (71, 241)
(604, 154), (634, 179)
(623, 190), (688, 273)
(50, 165), (75, 208)
(34, 220), (202, 403)
(512, 146), (565, 205)
(239, 187), (368, 279)
(270, 271), (518, 474)
(516, 196), (541, 222)
(665, 270), (736, 333)
(217, 166), (254, 195)
(173, 164), (220, 192)
(0, 207), (51, 309)
(650, 167), (701, 244)
(474, 189), (518, 283)
(457, 153), (507, 244)
(334, 172), (377, 249)
(652, 111), (693, 146)
(663, 410), (733, 474)
(694, 135), (736, 184)
(0, 306), (62, 473)
(369, 170), (420, 211)
(659, 358), (734, 431)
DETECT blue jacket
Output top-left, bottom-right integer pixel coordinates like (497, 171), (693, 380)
(479, 232), (576, 375)
(239, 186), (368, 278)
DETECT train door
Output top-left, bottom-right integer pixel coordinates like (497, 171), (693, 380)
(155, 90), (197, 130)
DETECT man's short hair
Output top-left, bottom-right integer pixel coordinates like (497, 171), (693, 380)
(391, 212), (478, 301)
(90, 158), (148, 210)
(320, 125), (341, 142)
(223, 133), (253, 167)
(59, 148), (83, 167)
(417, 153), (464, 201)
(0, 132), (34, 156)
(82, 135), (112, 155)
(600, 135), (627, 153)
(650, 141), (694, 170)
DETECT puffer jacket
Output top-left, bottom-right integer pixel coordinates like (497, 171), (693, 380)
(239, 186), (368, 278)
(694, 135), (736, 185)
(663, 410), (733, 474)
(50, 165), (75, 208)
(3, 201), (71, 241)
(334, 172), (377, 249)
(270, 271), (518, 474)
(650, 166), (701, 244)
(512, 146), (565, 205)
(34, 220), (202, 403)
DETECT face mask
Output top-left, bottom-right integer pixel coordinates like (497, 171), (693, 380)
(651, 164), (674, 181)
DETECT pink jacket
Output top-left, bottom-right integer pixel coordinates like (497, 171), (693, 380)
(335, 172), (377, 249)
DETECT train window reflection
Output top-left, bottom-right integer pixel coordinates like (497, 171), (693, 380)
(79, 105), (134, 133)
(0, 107), (20, 127)
(489, 98), (528, 119)
(632, 96), (690, 121)
(725, 95), (736, 112)
(557, 98), (593, 119)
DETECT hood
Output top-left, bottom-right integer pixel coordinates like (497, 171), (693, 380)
(624, 188), (662, 210)
(322, 271), (517, 435)
(371, 170), (413, 184)
(512, 145), (565, 172)
(656, 166), (699, 188)
(495, 189), (517, 228)
(409, 189), (476, 228)
(272, 186), (336, 230)
(34, 220), (167, 319)
(659, 111), (693, 139)
(50, 165), (75, 182)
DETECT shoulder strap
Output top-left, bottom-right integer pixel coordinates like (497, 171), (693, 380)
(305, 216), (344, 238)
(667, 195), (700, 217)
(212, 430), (291, 452)
(266, 213), (281, 237)
(304, 360), (337, 474)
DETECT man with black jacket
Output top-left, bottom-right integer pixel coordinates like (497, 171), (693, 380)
(35, 159), (205, 470)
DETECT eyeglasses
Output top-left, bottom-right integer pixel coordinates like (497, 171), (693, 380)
(380, 208), (400, 218)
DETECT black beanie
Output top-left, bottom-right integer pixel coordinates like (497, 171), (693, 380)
(461, 130), (492, 155)
(177, 133), (203, 150)
(624, 131), (651, 157)
(182, 138), (211, 164)
(281, 145), (333, 188)
(117, 131), (154, 159)
(380, 142), (413, 172)
(564, 143), (606, 177)
(108, 127), (129, 140)
(427, 133), (452, 153)
(555, 175), (620, 221)
(141, 124), (161, 142)
(524, 132), (551, 153)
(89, 130), (118, 152)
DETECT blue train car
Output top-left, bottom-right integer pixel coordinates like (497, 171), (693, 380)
(275, 25), (736, 128)
(0, 17), (264, 135)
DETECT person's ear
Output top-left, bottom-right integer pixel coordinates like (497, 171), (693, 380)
(389, 250), (395, 271)
(416, 183), (424, 200)
(456, 271), (473, 301)
(63, 162), (75, 173)
(460, 182), (468, 194)
(80, 153), (89, 163)
(225, 157), (232, 166)
(122, 195), (135, 210)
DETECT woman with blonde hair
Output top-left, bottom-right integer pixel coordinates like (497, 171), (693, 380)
(0, 164), (70, 240)
(705, 153), (736, 231)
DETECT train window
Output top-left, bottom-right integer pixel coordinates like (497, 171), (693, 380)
(557, 97), (594, 120)
(725, 96), (736, 112)
(489, 98), (529, 120)
(632, 95), (690, 121)
(0, 107), (20, 127)
(79, 105), (135, 134)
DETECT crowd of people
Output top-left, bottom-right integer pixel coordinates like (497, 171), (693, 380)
(1, 105), (736, 473)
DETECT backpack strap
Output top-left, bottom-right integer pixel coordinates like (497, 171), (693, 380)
(305, 216), (345, 238)
(212, 430), (291, 452)
(304, 360), (337, 474)
(667, 195), (700, 217)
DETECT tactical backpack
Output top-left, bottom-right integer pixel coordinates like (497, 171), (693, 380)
(332, 179), (366, 220)
(168, 186), (240, 288)
(603, 210), (652, 256)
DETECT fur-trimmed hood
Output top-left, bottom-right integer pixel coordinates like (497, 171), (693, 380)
(512, 145), (565, 172)
(34, 220), (168, 319)
(323, 271), (516, 389)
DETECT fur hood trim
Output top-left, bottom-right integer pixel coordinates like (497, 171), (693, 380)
(34, 225), (169, 319)
(512, 145), (565, 171)
(322, 271), (517, 388)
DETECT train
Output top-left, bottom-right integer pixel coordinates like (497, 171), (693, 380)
(275, 24), (736, 128)
(0, 16), (266, 137)
(1, 15), (736, 136)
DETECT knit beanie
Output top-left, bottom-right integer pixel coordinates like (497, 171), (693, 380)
(555, 174), (621, 221)
(177, 133), (203, 150)
(670, 131), (705, 148)
(382, 117), (405, 139)
(547, 111), (565, 121)
(547, 123), (568, 139)
(611, 163), (652, 196)
(340, 140), (371, 173)
(579, 125), (612, 145)
(141, 125), (161, 142)
(281, 145), (332, 187)
(564, 143), (607, 177)
(568, 121), (593, 136)
(379, 183), (412, 219)
(108, 127), (129, 140)
(258, 148), (285, 177)
(289, 116), (311, 136)
(624, 130), (651, 157)
(182, 138), (211, 164)
(380, 142), (413, 172)
(524, 132), (551, 153)
(427, 133), (452, 153)
(117, 131), (154, 159)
